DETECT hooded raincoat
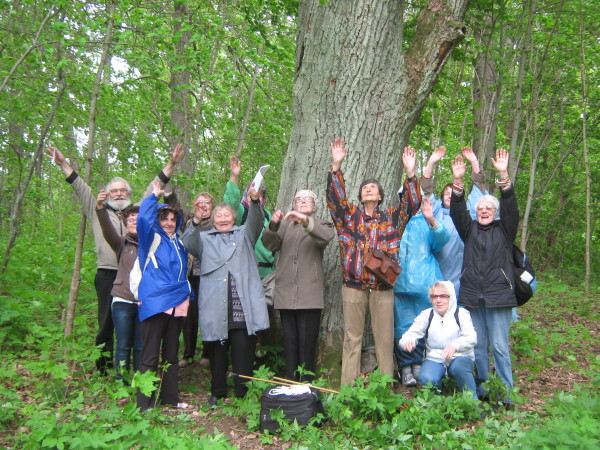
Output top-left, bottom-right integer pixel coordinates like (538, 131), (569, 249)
(137, 194), (191, 322)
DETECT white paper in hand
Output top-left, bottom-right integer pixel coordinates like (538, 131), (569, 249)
(252, 165), (270, 191)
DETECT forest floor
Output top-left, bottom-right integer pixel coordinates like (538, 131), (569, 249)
(166, 290), (600, 449)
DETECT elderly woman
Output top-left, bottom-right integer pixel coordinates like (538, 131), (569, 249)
(450, 148), (518, 401)
(262, 190), (335, 381)
(399, 281), (477, 397)
(182, 183), (269, 407)
(136, 181), (191, 410)
(327, 138), (421, 386)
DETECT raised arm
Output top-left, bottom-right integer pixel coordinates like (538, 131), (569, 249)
(421, 146), (446, 197)
(224, 155), (246, 225)
(327, 138), (354, 223)
(449, 154), (472, 242)
(262, 210), (284, 251)
(95, 189), (123, 254)
(244, 182), (264, 246)
(48, 147), (74, 178)
(492, 149), (519, 241)
(139, 145), (184, 201)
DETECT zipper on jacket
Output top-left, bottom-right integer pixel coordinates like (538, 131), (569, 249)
(170, 236), (184, 281)
(500, 268), (512, 290)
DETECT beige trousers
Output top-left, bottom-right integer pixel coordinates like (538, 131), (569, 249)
(340, 286), (394, 386)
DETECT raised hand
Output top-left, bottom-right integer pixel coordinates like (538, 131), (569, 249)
(271, 210), (284, 225)
(247, 182), (259, 201)
(230, 155), (242, 183)
(402, 146), (416, 178)
(462, 146), (481, 174)
(429, 146), (446, 165)
(96, 189), (107, 209)
(424, 146), (447, 178)
(47, 146), (65, 164)
(331, 138), (348, 171)
(170, 144), (184, 165)
(491, 148), (509, 178)
(421, 197), (433, 220)
(451, 154), (466, 182)
(152, 180), (164, 198)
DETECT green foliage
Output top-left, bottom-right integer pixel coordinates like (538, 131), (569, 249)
(517, 386), (600, 449)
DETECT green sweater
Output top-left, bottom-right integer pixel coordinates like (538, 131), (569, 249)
(224, 180), (275, 279)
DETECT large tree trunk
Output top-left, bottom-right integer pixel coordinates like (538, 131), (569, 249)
(276, 0), (469, 382)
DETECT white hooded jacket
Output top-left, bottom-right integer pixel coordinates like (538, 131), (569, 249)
(399, 281), (477, 364)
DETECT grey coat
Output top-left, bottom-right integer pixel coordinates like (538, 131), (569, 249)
(182, 200), (269, 341)
(262, 216), (335, 310)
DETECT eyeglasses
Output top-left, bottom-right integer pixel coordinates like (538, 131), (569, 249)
(194, 200), (211, 207)
(430, 294), (450, 300)
(477, 205), (496, 211)
(295, 196), (314, 203)
(109, 188), (129, 194)
(126, 218), (137, 224)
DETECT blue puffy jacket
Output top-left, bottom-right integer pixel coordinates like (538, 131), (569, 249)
(137, 194), (191, 322)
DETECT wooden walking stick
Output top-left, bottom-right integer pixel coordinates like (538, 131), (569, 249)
(235, 374), (339, 394)
(272, 376), (339, 394)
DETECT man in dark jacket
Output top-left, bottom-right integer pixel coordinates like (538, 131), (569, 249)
(450, 148), (518, 400)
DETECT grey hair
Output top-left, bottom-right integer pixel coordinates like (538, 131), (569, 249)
(212, 202), (238, 223)
(476, 194), (500, 212)
(427, 281), (451, 301)
(105, 177), (132, 197)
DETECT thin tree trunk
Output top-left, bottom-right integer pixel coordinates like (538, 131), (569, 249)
(579, 20), (591, 298)
(509, 0), (534, 180)
(235, 46), (263, 158)
(64, 0), (117, 337)
(0, 7), (57, 93)
(1, 75), (66, 272)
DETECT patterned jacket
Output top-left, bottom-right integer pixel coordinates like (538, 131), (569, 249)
(327, 170), (421, 290)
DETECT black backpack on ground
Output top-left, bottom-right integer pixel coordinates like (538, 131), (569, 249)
(259, 386), (325, 433)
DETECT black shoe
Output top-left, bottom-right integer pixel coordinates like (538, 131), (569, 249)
(207, 395), (219, 409)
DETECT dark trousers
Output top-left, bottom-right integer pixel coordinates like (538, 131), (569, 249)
(136, 313), (183, 410)
(279, 309), (321, 381)
(205, 329), (257, 398)
(394, 337), (426, 369)
(94, 269), (117, 373)
(181, 275), (200, 361)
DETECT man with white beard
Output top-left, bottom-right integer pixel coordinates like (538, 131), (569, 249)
(48, 145), (183, 374)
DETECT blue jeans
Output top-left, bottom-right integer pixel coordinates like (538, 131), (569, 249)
(418, 357), (477, 398)
(468, 302), (513, 397)
(112, 301), (142, 377)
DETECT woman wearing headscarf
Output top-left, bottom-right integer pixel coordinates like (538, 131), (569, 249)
(262, 190), (335, 381)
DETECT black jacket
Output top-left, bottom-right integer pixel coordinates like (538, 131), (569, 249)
(450, 186), (519, 308)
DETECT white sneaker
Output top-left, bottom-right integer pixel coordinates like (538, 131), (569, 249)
(401, 368), (417, 386)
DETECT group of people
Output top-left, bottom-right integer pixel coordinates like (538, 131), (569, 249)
(49, 137), (521, 409)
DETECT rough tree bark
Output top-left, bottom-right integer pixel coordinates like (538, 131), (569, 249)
(276, 0), (470, 381)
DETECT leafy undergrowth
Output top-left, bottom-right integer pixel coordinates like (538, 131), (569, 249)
(0, 281), (598, 449)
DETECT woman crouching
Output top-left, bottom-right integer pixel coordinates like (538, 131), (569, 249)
(399, 281), (478, 398)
